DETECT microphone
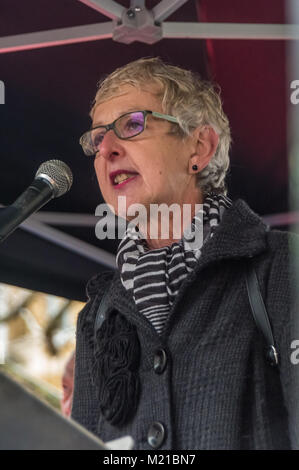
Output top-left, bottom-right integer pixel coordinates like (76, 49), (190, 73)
(0, 159), (73, 243)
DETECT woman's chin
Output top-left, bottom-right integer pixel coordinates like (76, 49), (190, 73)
(112, 195), (150, 220)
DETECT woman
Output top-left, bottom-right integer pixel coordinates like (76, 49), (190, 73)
(72, 57), (297, 449)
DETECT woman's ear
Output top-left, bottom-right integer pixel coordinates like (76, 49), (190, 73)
(188, 126), (219, 174)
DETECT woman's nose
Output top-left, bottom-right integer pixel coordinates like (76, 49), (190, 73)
(99, 129), (125, 161)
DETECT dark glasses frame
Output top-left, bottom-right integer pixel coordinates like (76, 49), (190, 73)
(79, 109), (179, 156)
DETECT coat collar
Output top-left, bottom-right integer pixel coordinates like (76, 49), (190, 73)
(194, 198), (269, 270)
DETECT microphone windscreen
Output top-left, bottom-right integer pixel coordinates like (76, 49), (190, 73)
(35, 159), (73, 197)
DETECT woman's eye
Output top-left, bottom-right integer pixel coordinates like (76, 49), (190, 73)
(125, 119), (143, 131)
(92, 131), (105, 148)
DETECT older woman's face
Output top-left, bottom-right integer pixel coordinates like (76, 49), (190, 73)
(92, 85), (200, 216)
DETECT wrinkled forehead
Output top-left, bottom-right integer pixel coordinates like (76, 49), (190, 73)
(91, 83), (164, 126)
(94, 82), (163, 107)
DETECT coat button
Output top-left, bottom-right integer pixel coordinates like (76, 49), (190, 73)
(154, 349), (167, 374)
(147, 422), (165, 448)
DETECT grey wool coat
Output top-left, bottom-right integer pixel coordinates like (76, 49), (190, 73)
(71, 199), (299, 450)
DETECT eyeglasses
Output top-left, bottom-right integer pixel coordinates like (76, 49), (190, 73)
(79, 110), (179, 156)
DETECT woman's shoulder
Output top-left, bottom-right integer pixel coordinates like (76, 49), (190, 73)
(231, 197), (299, 256)
(266, 228), (299, 259)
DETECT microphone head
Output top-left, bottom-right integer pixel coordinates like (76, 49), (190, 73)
(35, 160), (73, 197)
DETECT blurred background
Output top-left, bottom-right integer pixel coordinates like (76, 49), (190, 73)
(0, 282), (82, 409)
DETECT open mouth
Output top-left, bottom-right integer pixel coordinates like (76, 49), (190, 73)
(110, 170), (139, 187)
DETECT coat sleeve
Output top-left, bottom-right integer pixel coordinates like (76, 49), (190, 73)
(266, 231), (299, 449)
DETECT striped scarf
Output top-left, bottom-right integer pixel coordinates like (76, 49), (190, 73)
(116, 193), (232, 335)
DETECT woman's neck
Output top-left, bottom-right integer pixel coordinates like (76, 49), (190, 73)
(141, 199), (204, 250)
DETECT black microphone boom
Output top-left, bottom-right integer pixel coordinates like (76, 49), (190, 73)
(0, 160), (73, 243)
